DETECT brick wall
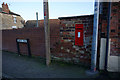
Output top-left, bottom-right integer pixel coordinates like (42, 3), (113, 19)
(2, 23), (60, 57)
(2, 27), (45, 57)
(100, 2), (120, 56)
(51, 15), (94, 65)
(24, 19), (60, 49)
(110, 2), (120, 56)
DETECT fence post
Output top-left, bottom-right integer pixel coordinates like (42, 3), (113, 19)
(16, 38), (21, 56)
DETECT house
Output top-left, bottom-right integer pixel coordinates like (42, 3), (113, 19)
(0, 2), (25, 30)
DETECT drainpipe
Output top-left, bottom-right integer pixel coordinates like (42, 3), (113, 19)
(91, 0), (100, 72)
(105, 2), (111, 71)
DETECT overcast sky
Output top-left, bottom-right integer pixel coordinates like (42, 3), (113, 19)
(0, 0), (95, 21)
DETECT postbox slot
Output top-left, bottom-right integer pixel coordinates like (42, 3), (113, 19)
(78, 32), (81, 38)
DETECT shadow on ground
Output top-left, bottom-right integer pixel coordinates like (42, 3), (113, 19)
(2, 51), (120, 79)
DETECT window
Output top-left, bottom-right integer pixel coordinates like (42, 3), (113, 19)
(13, 15), (17, 24)
(13, 17), (17, 23)
(12, 26), (17, 29)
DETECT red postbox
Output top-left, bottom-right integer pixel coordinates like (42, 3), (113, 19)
(75, 24), (83, 46)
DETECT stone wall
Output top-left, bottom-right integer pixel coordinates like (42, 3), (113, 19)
(51, 15), (93, 65)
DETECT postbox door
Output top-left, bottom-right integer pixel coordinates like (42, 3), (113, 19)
(75, 24), (83, 46)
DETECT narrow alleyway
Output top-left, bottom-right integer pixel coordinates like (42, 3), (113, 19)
(2, 51), (119, 79)
(2, 51), (91, 78)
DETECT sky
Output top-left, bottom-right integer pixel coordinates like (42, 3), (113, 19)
(0, 0), (95, 21)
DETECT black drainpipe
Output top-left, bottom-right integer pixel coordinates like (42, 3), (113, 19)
(105, 2), (111, 71)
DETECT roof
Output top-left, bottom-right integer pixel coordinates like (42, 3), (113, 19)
(58, 14), (94, 19)
(9, 11), (20, 16)
(25, 19), (60, 28)
(0, 7), (20, 16)
(0, 11), (21, 16)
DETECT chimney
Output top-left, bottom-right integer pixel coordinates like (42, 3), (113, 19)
(2, 2), (5, 5)
(2, 2), (10, 14)
(6, 3), (9, 9)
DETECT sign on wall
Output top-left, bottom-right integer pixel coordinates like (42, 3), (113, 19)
(17, 39), (28, 43)
(16, 38), (31, 57)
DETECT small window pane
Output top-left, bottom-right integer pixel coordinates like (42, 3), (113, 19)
(14, 17), (17, 23)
